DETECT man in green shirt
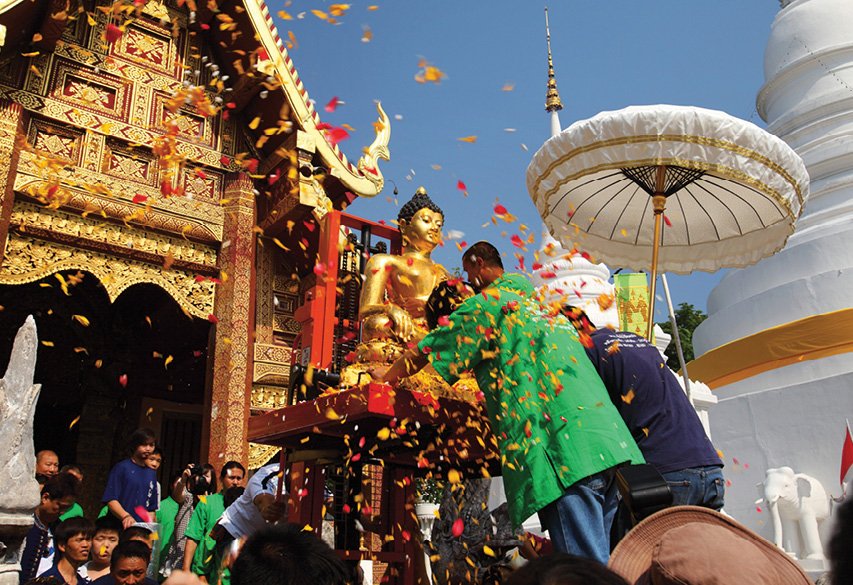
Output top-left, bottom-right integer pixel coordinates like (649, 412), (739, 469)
(378, 241), (644, 564)
(183, 461), (246, 583)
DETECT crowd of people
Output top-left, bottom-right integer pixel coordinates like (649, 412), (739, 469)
(22, 429), (252, 585)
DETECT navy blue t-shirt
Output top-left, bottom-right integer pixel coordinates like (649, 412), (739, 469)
(584, 329), (722, 474)
(102, 459), (158, 521)
(37, 565), (90, 585)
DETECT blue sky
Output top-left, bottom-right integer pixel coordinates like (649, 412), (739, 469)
(275, 1), (781, 316)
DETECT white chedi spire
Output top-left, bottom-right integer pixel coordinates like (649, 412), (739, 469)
(531, 227), (619, 329)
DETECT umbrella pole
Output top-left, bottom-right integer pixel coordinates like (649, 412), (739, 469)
(661, 274), (692, 404)
(646, 166), (668, 341)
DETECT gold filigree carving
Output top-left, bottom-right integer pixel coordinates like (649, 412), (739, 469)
(247, 443), (280, 471)
(10, 202), (218, 267)
(251, 384), (289, 410)
(0, 233), (215, 318)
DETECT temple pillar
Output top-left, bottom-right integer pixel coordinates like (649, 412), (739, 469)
(0, 100), (25, 265)
(206, 173), (257, 465)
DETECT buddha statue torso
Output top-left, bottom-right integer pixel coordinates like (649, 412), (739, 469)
(340, 189), (454, 388)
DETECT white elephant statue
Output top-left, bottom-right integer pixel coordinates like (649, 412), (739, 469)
(761, 467), (830, 560)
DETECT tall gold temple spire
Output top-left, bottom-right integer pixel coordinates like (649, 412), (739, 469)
(544, 7), (563, 137)
(544, 7), (563, 113)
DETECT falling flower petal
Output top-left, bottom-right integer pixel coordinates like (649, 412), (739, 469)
(324, 96), (340, 112)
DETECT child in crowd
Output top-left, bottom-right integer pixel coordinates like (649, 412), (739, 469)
(83, 516), (122, 581)
(38, 518), (94, 585)
(102, 429), (158, 529)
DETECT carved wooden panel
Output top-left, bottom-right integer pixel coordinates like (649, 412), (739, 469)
(48, 58), (131, 120)
(102, 139), (158, 186)
(27, 117), (84, 165)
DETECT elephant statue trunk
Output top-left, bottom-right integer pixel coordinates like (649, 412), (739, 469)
(767, 499), (784, 550)
(761, 467), (830, 561)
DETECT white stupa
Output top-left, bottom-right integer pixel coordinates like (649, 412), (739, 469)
(530, 230), (620, 330)
(691, 0), (853, 553)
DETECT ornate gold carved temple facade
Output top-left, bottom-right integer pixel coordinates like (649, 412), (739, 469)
(0, 0), (390, 508)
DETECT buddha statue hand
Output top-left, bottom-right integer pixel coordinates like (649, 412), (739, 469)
(386, 304), (415, 342)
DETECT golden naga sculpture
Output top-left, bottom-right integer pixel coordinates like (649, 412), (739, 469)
(340, 188), (449, 388)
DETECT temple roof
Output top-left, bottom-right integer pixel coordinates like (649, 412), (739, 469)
(241, 0), (389, 197)
(0, 0), (390, 198)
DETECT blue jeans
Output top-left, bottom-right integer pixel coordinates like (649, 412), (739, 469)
(661, 465), (725, 510)
(537, 469), (618, 564)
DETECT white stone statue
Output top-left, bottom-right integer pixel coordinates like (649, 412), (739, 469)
(761, 467), (829, 561)
(0, 316), (42, 584)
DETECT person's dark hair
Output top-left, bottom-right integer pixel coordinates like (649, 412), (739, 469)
(223, 486), (245, 508)
(504, 553), (629, 585)
(59, 464), (82, 476)
(462, 241), (503, 269)
(110, 539), (151, 567)
(561, 305), (597, 331)
(397, 188), (444, 225)
(203, 463), (217, 494)
(54, 517), (95, 547)
(94, 514), (123, 536)
(41, 472), (78, 500)
(232, 523), (352, 585)
(829, 497), (853, 585)
(150, 446), (163, 457)
(221, 460), (246, 480)
(126, 428), (156, 453)
(425, 280), (475, 330)
(119, 525), (152, 547)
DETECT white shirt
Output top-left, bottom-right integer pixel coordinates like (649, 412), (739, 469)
(218, 463), (283, 539)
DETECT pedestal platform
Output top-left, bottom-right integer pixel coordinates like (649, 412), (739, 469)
(248, 383), (499, 585)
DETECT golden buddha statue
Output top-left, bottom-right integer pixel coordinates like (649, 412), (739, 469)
(340, 188), (449, 387)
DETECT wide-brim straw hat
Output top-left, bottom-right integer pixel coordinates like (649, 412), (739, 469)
(609, 506), (813, 585)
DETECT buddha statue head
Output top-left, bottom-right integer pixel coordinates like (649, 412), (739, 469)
(397, 187), (445, 253)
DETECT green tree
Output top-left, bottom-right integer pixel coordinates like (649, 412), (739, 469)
(657, 302), (707, 370)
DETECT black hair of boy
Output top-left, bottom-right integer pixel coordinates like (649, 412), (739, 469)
(231, 524), (352, 585)
(54, 517), (95, 547)
(42, 472), (79, 499)
(95, 514), (124, 535)
(119, 525), (152, 547)
(126, 428), (156, 454)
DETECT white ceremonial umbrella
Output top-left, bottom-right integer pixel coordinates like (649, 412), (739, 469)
(527, 105), (809, 343)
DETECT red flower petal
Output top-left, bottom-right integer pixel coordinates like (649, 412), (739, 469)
(456, 180), (467, 192)
(105, 24), (123, 44)
(207, 314), (219, 324)
(451, 518), (464, 538)
(132, 194), (147, 204)
(324, 96), (340, 112)
(118, 374), (128, 388)
(493, 204), (507, 215)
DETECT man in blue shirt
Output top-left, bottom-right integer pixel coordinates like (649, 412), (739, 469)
(38, 517), (94, 585)
(102, 429), (158, 529)
(20, 472), (78, 583)
(565, 307), (724, 510)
